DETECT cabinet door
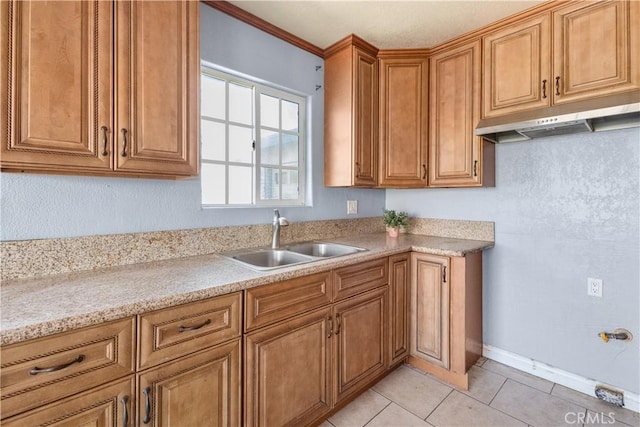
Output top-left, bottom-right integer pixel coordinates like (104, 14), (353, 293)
(410, 253), (450, 369)
(353, 47), (378, 186)
(429, 40), (484, 187)
(137, 338), (241, 427)
(333, 287), (387, 404)
(482, 14), (551, 117)
(1, 0), (112, 172)
(388, 253), (410, 367)
(552, 0), (639, 104)
(2, 377), (134, 427)
(115, 1), (199, 176)
(245, 307), (332, 427)
(378, 56), (428, 187)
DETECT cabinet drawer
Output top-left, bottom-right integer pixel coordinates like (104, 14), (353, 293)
(138, 292), (242, 370)
(332, 258), (388, 301)
(245, 272), (332, 332)
(0, 317), (135, 419)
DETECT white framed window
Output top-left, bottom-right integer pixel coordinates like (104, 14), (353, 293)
(200, 66), (306, 207)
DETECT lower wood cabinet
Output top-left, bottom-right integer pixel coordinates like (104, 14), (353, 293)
(388, 253), (410, 367)
(333, 286), (388, 405)
(408, 252), (483, 389)
(137, 338), (241, 426)
(410, 253), (450, 369)
(0, 251), (484, 425)
(0, 317), (135, 419)
(244, 257), (391, 427)
(245, 307), (333, 426)
(2, 376), (135, 427)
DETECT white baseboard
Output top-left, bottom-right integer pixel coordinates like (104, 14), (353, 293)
(482, 344), (640, 414)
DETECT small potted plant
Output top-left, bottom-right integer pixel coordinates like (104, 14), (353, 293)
(383, 209), (409, 238)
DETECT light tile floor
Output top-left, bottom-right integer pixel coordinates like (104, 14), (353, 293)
(320, 358), (640, 427)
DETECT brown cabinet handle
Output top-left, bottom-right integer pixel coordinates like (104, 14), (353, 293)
(120, 128), (128, 157)
(555, 76), (560, 96)
(101, 126), (109, 156)
(29, 354), (85, 375)
(121, 395), (129, 426)
(443, 266), (447, 283)
(422, 164), (427, 180)
(142, 387), (152, 424)
(327, 316), (333, 338)
(473, 160), (478, 177)
(542, 79), (547, 99)
(335, 313), (341, 335)
(355, 162), (361, 178)
(178, 318), (211, 332)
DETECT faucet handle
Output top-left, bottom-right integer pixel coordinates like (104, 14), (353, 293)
(279, 217), (289, 226)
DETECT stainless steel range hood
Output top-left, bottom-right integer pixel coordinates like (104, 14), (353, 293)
(476, 92), (640, 143)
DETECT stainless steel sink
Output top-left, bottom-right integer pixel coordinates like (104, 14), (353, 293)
(231, 249), (313, 270)
(284, 242), (366, 258)
(223, 241), (367, 271)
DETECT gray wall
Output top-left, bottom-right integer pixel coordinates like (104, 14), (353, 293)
(387, 127), (640, 393)
(0, 6), (385, 241)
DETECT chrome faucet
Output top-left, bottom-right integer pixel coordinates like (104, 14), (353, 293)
(271, 209), (289, 249)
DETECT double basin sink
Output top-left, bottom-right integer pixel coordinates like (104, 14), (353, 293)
(223, 241), (367, 271)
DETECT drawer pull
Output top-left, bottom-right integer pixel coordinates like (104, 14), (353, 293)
(121, 395), (129, 426)
(29, 354), (85, 375)
(178, 318), (211, 332)
(143, 387), (152, 424)
(335, 313), (342, 335)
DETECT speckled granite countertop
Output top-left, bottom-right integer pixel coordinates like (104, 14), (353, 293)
(0, 233), (493, 346)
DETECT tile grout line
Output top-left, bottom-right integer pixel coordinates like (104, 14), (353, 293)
(363, 389), (393, 426)
(422, 388), (455, 422)
(483, 376), (536, 426)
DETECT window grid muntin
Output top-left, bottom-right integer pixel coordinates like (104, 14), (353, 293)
(201, 66), (305, 207)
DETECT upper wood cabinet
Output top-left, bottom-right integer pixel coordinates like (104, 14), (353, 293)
(324, 35), (378, 187)
(482, 14), (551, 118)
(552, 0), (639, 104)
(0, 0), (199, 178)
(429, 40), (494, 187)
(483, 0), (639, 118)
(378, 54), (428, 187)
(115, 1), (199, 176)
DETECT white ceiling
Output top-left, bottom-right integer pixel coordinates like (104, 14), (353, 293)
(228, 0), (545, 50)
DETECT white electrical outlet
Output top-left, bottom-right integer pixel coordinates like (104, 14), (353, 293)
(587, 278), (603, 297)
(347, 200), (358, 214)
